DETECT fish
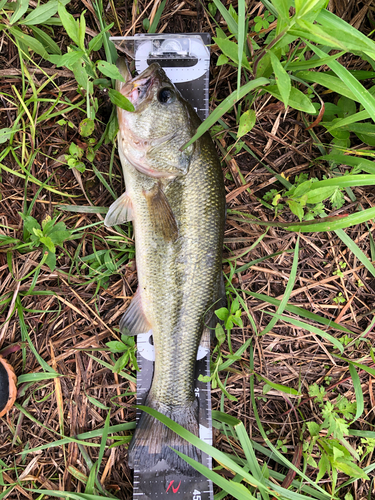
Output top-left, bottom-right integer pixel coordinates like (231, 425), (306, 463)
(104, 59), (226, 474)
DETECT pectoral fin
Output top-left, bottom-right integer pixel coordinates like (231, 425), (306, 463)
(120, 290), (151, 336)
(104, 192), (133, 227)
(145, 184), (178, 241)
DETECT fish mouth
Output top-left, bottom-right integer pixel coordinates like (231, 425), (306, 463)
(116, 60), (161, 108)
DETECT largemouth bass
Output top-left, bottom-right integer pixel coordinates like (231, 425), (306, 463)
(105, 60), (226, 474)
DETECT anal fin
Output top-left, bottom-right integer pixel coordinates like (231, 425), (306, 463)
(120, 290), (151, 336)
(104, 192), (133, 227)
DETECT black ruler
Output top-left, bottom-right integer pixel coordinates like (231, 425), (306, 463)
(133, 330), (213, 499)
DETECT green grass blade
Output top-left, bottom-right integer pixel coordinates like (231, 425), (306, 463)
(334, 228), (375, 278)
(248, 344), (333, 499)
(183, 77), (269, 149)
(244, 290), (354, 333)
(260, 236), (299, 336)
(16, 298), (57, 373)
(266, 312), (344, 353)
(283, 206), (375, 232)
(20, 422), (135, 455)
(28, 492), (112, 500)
(306, 41), (375, 121)
(318, 154), (375, 174)
(173, 450), (256, 499)
(86, 353), (136, 383)
(326, 110), (370, 133)
(237, 0), (246, 97)
(148, 0), (167, 33)
(58, 205), (108, 213)
(348, 364), (364, 423)
(234, 422), (269, 500)
(212, 0), (238, 34)
(230, 248), (294, 271)
(136, 406), (270, 493)
(332, 354), (375, 377)
(317, 9), (375, 59)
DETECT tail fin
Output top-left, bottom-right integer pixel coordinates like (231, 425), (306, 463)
(128, 396), (200, 475)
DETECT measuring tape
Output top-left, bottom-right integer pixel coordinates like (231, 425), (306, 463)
(110, 34), (213, 499)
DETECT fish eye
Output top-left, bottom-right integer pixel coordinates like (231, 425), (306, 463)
(158, 88), (174, 104)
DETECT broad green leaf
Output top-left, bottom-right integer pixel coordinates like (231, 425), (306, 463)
(272, 0), (290, 19)
(305, 186), (336, 204)
(58, 3), (79, 46)
(9, 0), (29, 24)
(108, 88), (134, 111)
(88, 33), (103, 52)
(237, 109), (256, 138)
(295, 0), (328, 22)
(8, 26), (49, 59)
(79, 118), (95, 137)
(347, 123), (375, 146)
(97, 60), (125, 81)
(31, 25), (61, 55)
(23, 0), (59, 25)
(295, 71), (356, 101)
(292, 20), (346, 50)
(266, 85), (315, 113)
(48, 50), (84, 69)
(106, 341), (128, 353)
(217, 54), (229, 66)
(40, 236), (55, 252)
(213, 37), (251, 70)
(71, 60), (90, 91)
(0, 128), (12, 144)
(269, 51), (291, 107)
(183, 77), (269, 148)
(78, 10), (86, 50)
(288, 200), (304, 220)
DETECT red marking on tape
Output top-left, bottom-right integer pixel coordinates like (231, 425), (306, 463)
(166, 480), (181, 493)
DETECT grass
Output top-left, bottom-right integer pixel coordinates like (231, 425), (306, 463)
(0, 0), (375, 498)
